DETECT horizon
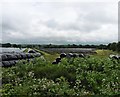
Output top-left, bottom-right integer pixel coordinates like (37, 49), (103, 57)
(0, 42), (118, 45)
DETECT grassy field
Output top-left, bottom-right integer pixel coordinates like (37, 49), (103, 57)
(35, 48), (60, 62)
(36, 49), (117, 61)
(95, 50), (117, 56)
(1, 49), (120, 96)
(26, 48), (117, 62)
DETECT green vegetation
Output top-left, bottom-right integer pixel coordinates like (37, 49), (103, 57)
(1, 50), (120, 96)
(108, 42), (120, 52)
(1, 41), (120, 53)
(23, 48), (29, 53)
(95, 50), (117, 57)
(35, 48), (59, 62)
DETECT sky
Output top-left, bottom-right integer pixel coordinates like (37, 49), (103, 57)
(1, 0), (119, 44)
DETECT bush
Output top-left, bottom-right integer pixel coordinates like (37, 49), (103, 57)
(1, 56), (120, 96)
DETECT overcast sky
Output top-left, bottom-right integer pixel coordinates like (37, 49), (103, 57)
(1, 0), (119, 44)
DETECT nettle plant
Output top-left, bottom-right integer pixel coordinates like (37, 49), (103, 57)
(1, 57), (120, 96)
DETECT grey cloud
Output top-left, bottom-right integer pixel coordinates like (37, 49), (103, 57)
(46, 19), (58, 28)
(1, 2), (118, 44)
(56, 22), (101, 32)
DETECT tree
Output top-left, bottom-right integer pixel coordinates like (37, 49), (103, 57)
(2, 43), (11, 47)
(109, 42), (117, 51)
(116, 41), (120, 52)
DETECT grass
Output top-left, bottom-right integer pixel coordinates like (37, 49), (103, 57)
(35, 48), (60, 62)
(95, 49), (117, 57)
(32, 48), (119, 61)
(23, 48), (29, 53)
(22, 48), (60, 62)
(24, 48), (119, 62)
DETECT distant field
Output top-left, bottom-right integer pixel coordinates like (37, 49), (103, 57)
(40, 48), (96, 54)
(37, 49), (117, 61)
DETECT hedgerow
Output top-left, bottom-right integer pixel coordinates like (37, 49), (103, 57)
(1, 56), (120, 96)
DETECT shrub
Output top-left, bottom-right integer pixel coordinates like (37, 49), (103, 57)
(1, 56), (120, 96)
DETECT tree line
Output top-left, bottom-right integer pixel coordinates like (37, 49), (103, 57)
(1, 42), (120, 52)
(107, 42), (120, 52)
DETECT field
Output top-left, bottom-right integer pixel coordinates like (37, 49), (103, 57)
(0, 49), (120, 96)
(40, 48), (96, 54)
